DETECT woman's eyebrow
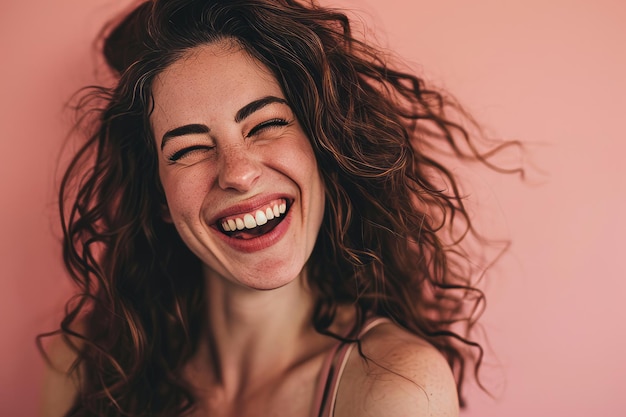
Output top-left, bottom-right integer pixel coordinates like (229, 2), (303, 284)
(161, 124), (209, 150)
(234, 96), (288, 123)
(160, 96), (287, 151)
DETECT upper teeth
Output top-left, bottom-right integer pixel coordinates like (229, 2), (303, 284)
(221, 200), (287, 232)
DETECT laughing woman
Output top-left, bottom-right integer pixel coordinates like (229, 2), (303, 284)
(39, 0), (516, 416)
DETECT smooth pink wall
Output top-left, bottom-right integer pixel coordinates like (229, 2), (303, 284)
(2, 1), (625, 416)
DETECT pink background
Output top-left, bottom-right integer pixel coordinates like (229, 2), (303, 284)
(1, 0), (625, 415)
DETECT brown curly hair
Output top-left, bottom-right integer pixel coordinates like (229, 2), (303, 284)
(39, 0), (522, 415)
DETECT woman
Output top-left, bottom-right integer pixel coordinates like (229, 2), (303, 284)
(40, 0), (516, 416)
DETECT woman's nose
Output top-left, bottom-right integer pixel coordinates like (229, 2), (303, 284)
(216, 145), (262, 192)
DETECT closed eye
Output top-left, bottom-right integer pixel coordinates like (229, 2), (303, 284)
(246, 118), (290, 138)
(167, 145), (214, 162)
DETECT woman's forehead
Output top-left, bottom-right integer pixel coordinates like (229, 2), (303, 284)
(149, 42), (286, 138)
(153, 42), (279, 97)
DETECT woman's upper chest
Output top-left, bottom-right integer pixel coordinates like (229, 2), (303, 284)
(185, 351), (328, 417)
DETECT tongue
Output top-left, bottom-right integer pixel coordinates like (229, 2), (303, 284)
(230, 230), (264, 240)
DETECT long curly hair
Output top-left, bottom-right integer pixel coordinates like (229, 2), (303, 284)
(39, 0), (522, 415)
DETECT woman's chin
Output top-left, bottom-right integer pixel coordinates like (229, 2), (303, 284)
(202, 261), (305, 292)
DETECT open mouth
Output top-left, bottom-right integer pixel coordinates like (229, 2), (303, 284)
(216, 198), (291, 240)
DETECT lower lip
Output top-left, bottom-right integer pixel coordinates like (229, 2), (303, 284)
(212, 208), (292, 253)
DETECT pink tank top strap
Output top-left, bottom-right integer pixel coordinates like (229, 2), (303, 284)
(310, 338), (342, 417)
(312, 317), (391, 417)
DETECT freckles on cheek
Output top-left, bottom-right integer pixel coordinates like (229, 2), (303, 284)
(166, 181), (209, 222)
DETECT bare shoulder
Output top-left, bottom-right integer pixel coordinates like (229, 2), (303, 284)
(334, 321), (459, 417)
(39, 329), (83, 417)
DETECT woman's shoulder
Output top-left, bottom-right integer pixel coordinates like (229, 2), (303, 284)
(39, 327), (83, 417)
(335, 320), (459, 417)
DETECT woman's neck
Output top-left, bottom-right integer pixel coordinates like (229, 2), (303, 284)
(198, 266), (322, 398)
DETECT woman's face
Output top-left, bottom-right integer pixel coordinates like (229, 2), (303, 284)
(150, 42), (325, 290)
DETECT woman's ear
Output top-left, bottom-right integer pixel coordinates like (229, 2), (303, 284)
(160, 203), (173, 223)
